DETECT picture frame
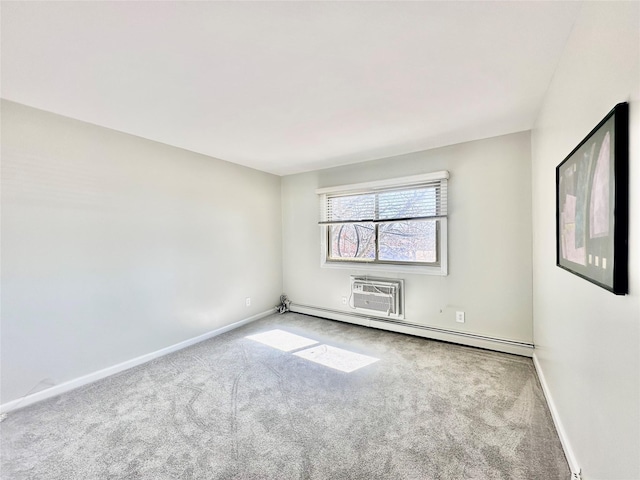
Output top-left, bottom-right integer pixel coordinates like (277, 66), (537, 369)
(556, 102), (629, 294)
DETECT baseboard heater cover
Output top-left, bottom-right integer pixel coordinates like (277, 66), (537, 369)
(290, 303), (534, 357)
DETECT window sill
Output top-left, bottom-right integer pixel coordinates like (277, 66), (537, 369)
(321, 260), (447, 276)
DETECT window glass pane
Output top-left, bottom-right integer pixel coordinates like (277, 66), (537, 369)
(378, 187), (437, 220)
(328, 194), (375, 221)
(329, 223), (375, 260)
(378, 220), (437, 263)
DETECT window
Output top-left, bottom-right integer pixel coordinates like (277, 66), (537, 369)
(317, 172), (448, 275)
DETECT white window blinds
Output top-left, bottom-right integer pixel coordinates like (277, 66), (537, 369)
(318, 173), (448, 225)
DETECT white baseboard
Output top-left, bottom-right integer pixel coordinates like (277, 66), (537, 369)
(533, 353), (580, 478)
(291, 303), (534, 357)
(0, 309), (273, 414)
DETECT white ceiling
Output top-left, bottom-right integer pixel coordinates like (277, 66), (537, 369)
(1, 1), (581, 175)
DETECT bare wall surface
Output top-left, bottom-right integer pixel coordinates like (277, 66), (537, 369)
(531, 2), (640, 478)
(1, 100), (283, 404)
(282, 132), (533, 344)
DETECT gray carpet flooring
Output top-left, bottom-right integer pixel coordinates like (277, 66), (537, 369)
(1, 312), (569, 479)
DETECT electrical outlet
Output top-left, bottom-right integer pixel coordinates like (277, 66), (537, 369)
(456, 311), (465, 323)
(245, 297), (251, 307)
(342, 296), (347, 305)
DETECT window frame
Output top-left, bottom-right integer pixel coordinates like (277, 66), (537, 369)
(317, 172), (449, 276)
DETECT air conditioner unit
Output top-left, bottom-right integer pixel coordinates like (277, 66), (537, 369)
(350, 276), (404, 319)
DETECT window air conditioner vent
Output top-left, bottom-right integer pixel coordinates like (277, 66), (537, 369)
(350, 276), (404, 319)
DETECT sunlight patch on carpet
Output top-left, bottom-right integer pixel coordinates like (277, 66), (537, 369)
(293, 344), (379, 373)
(246, 329), (318, 352)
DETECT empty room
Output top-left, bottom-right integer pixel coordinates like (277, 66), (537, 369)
(1, 1), (638, 479)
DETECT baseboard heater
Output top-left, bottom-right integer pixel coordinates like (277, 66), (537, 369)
(290, 302), (534, 357)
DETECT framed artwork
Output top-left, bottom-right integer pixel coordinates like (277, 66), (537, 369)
(556, 102), (629, 294)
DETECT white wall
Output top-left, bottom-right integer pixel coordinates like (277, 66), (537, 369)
(1, 100), (283, 405)
(531, 2), (639, 479)
(282, 132), (533, 345)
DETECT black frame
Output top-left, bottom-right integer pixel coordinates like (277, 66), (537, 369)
(556, 102), (629, 294)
